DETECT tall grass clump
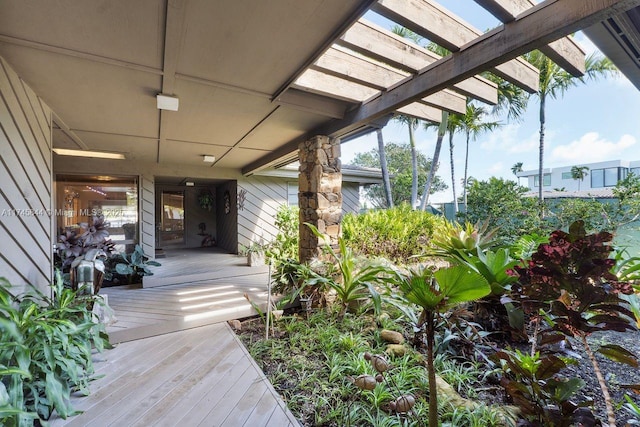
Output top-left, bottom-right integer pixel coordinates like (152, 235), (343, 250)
(342, 204), (443, 263)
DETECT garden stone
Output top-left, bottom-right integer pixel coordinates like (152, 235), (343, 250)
(380, 329), (405, 344)
(385, 344), (406, 357)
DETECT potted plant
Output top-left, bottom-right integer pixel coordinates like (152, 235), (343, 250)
(198, 191), (214, 211)
(245, 242), (266, 266)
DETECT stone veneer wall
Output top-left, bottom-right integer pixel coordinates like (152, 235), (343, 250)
(298, 135), (342, 262)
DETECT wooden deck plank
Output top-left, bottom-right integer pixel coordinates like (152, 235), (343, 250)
(240, 388), (279, 427)
(125, 331), (240, 426)
(219, 380), (270, 427)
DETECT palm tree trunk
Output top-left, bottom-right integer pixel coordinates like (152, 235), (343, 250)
(376, 128), (393, 208)
(420, 112), (448, 211)
(538, 93), (546, 212)
(463, 131), (470, 217)
(426, 312), (438, 427)
(409, 122), (418, 208)
(448, 131), (458, 215)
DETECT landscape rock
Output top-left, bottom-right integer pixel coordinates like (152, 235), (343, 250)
(380, 329), (405, 344)
(228, 319), (242, 331)
(385, 344), (406, 357)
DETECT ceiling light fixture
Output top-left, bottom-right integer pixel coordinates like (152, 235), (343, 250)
(185, 181), (195, 187)
(203, 155), (216, 163)
(53, 148), (125, 160)
(157, 94), (179, 111)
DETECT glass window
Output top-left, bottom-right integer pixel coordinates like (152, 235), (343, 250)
(631, 167), (640, 176)
(604, 168), (619, 187)
(561, 172), (573, 180)
(56, 175), (138, 253)
(287, 182), (298, 206)
(591, 169), (604, 188)
(533, 174), (551, 187)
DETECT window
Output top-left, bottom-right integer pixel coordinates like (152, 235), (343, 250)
(287, 182), (298, 206)
(561, 172), (573, 180)
(56, 175), (138, 253)
(592, 167), (627, 188)
(631, 167), (640, 176)
(533, 174), (551, 187)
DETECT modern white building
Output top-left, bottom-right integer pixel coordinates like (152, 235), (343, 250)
(517, 160), (640, 193)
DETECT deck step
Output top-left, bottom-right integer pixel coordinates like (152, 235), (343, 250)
(143, 265), (270, 288)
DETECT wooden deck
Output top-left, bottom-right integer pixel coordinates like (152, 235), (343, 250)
(48, 249), (299, 426)
(48, 323), (299, 427)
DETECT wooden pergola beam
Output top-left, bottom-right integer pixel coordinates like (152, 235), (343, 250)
(338, 20), (498, 105)
(474, 0), (586, 76)
(318, 0), (638, 139)
(371, 0), (539, 93)
(243, 0), (639, 176)
(396, 103), (442, 123)
(308, 46), (467, 114)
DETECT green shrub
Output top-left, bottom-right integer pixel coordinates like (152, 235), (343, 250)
(342, 204), (443, 263)
(0, 274), (110, 425)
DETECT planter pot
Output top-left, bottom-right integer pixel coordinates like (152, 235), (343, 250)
(247, 252), (265, 266)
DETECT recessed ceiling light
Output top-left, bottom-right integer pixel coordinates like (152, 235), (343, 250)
(157, 94), (179, 111)
(203, 155), (216, 163)
(53, 148), (125, 160)
(185, 181), (195, 186)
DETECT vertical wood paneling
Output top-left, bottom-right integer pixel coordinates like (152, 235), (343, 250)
(237, 176), (287, 252)
(0, 56), (52, 294)
(342, 182), (360, 214)
(140, 175), (155, 259)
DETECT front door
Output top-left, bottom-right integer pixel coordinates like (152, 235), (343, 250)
(159, 190), (185, 247)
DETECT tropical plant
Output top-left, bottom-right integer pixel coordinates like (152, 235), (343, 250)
(457, 104), (500, 214)
(389, 265), (490, 427)
(511, 162), (523, 185)
(115, 244), (161, 284)
(492, 349), (595, 426)
(265, 205), (299, 262)
(524, 50), (617, 205)
(511, 221), (637, 427)
(305, 224), (391, 316)
(465, 177), (542, 244)
(56, 215), (115, 271)
(0, 274), (110, 425)
(342, 205), (442, 263)
(570, 165), (589, 190)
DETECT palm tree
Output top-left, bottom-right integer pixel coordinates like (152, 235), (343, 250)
(525, 51), (617, 205)
(376, 128), (393, 208)
(511, 162), (524, 185)
(570, 165), (589, 191)
(392, 26), (425, 208)
(393, 114), (420, 207)
(459, 104), (500, 213)
(419, 111), (448, 211)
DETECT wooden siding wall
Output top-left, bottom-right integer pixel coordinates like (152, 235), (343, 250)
(342, 182), (360, 214)
(0, 57), (53, 293)
(237, 176), (287, 252)
(216, 180), (238, 253)
(140, 175), (155, 259)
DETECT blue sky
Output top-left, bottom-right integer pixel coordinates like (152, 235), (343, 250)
(341, 2), (640, 203)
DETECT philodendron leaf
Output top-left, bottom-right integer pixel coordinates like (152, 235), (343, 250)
(433, 265), (491, 310)
(598, 344), (639, 367)
(115, 264), (133, 275)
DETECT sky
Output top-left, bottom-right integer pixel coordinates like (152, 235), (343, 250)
(341, 1), (640, 204)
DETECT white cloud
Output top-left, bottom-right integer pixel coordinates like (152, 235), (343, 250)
(488, 162), (503, 174)
(550, 132), (637, 164)
(480, 124), (542, 154)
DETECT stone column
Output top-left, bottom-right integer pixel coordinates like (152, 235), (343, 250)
(298, 135), (342, 263)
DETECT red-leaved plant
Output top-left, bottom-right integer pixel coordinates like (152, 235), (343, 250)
(511, 220), (637, 427)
